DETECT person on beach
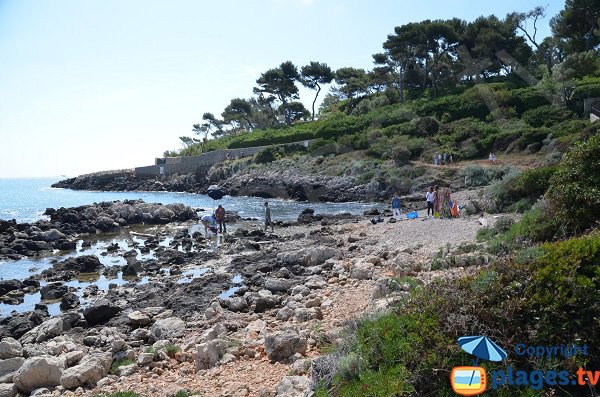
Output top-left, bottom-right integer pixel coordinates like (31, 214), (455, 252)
(433, 185), (441, 217)
(434, 152), (439, 166)
(426, 187), (435, 218)
(215, 204), (226, 233)
(442, 185), (452, 218)
(264, 201), (274, 232)
(201, 213), (217, 237)
(391, 193), (401, 220)
(443, 152), (448, 166)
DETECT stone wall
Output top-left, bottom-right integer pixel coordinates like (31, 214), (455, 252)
(135, 140), (314, 177)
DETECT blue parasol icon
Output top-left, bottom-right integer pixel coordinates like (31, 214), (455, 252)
(458, 336), (507, 387)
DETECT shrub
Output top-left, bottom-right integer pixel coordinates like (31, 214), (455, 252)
(254, 146), (284, 164)
(410, 116), (439, 137)
(164, 344), (181, 358)
(546, 133), (600, 236)
(522, 104), (573, 128)
(460, 164), (489, 187)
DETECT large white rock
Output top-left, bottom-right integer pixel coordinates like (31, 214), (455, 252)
(0, 338), (22, 359)
(150, 317), (185, 341)
(0, 383), (17, 397)
(59, 352), (111, 389)
(0, 357), (25, 378)
(195, 339), (226, 371)
(13, 356), (65, 393)
(275, 376), (311, 397)
(43, 229), (66, 242)
(278, 247), (338, 267)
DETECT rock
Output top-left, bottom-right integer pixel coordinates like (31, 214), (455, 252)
(264, 278), (290, 292)
(59, 293), (80, 311)
(55, 255), (103, 273)
(43, 229), (66, 242)
(290, 285), (310, 297)
(20, 314), (78, 344)
(276, 307), (294, 321)
(291, 358), (311, 375)
(0, 357), (25, 378)
(199, 324), (227, 343)
(275, 376), (311, 397)
(137, 353), (154, 365)
(220, 353), (236, 365)
(203, 301), (223, 320)
(464, 200), (480, 215)
(220, 297), (247, 312)
(30, 387), (51, 396)
(264, 332), (307, 362)
(83, 299), (122, 326)
(13, 356), (65, 393)
(195, 339), (226, 370)
(0, 384), (16, 397)
(39, 283), (69, 301)
(95, 217), (120, 232)
(350, 262), (373, 280)
(150, 317), (185, 341)
(63, 351), (85, 367)
(305, 298), (321, 308)
(0, 338), (22, 359)
(278, 247), (338, 267)
(127, 311), (152, 326)
(294, 308), (323, 322)
(59, 352), (111, 389)
(251, 290), (280, 313)
(0, 280), (23, 296)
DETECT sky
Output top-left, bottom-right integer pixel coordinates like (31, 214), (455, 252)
(0, 0), (564, 178)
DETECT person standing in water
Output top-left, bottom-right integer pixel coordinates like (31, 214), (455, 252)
(264, 201), (274, 232)
(391, 193), (401, 220)
(426, 187), (435, 218)
(215, 204), (226, 233)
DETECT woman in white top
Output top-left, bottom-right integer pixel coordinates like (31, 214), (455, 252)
(426, 187), (435, 218)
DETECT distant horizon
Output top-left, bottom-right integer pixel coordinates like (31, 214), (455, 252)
(0, 0), (563, 178)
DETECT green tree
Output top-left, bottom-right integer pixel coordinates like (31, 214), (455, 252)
(254, 61), (300, 125)
(222, 98), (255, 131)
(334, 67), (369, 101)
(300, 61), (334, 120)
(507, 6), (554, 72)
(201, 112), (224, 138)
(279, 101), (310, 123)
(550, 0), (600, 53)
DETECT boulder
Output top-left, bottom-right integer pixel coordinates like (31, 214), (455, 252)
(83, 300), (122, 326)
(43, 229), (66, 242)
(275, 376), (311, 397)
(195, 339), (226, 370)
(264, 278), (290, 292)
(59, 293), (80, 311)
(13, 356), (65, 393)
(137, 353), (154, 365)
(0, 384), (16, 397)
(0, 280), (23, 296)
(220, 296), (248, 312)
(95, 217), (120, 232)
(264, 332), (307, 362)
(278, 247), (338, 267)
(149, 317), (185, 341)
(0, 338), (22, 359)
(251, 290), (280, 313)
(55, 255), (103, 274)
(127, 311), (152, 327)
(20, 314), (78, 344)
(350, 262), (373, 280)
(0, 357), (25, 378)
(59, 353), (111, 389)
(39, 283), (69, 301)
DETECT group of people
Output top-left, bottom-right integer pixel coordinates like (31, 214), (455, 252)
(391, 184), (458, 221)
(433, 152), (454, 166)
(200, 201), (274, 237)
(488, 152), (498, 164)
(426, 185), (458, 218)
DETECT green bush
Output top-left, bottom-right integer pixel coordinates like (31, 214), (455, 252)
(254, 146), (284, 164)
(409, 116), (439, 137)
(460, 164), (489, 187)
(164, 344), (181, 358)
(546, 133), (600, 236)
(522, 104), (573, 128)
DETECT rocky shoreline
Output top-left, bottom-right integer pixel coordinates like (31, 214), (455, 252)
(51, 171), (388, 203)
(0, 189), (496, 397)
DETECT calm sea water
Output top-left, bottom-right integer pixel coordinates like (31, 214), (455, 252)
(0, 177), (380, 223)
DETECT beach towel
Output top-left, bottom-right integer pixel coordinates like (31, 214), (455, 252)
(406, 211), (418, 219)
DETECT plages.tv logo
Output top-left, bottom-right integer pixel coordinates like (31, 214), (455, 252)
(451, 335), (507, 396)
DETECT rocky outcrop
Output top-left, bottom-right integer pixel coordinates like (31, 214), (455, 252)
(83, 300), (122, 326)
(0, 200), (198, 261)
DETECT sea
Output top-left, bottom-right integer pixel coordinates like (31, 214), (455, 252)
(0, 177), (378, 224)
(0, 177), (380, 317)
